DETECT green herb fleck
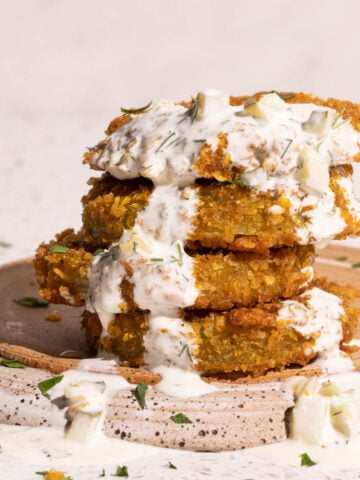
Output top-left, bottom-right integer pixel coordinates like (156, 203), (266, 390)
(168, 461), (177, 469)
(121, 101), (152, 115)
(332, 106), (347, 129)
(176, 243), (183, 266)
(149, 257), (164, 263)
(156, 131), (176, 153)
(178, 99), (200, 124)
(179, 344), (193, 363)
(0, 241), (11, 248)
(99, 468), (106, 477)
(0, 358), (26, 369)
(35, 472), (48, 477)
(93, 248), (105, 256)
(332, 410), (342, 416)
(193, 139), (207, 143)
(300, 452), (317, 467)
(281, 138), (293, 159)
(38, 375), (64, 399)
(132, 241), (138, 253)
(131, 380), (148, 409)
(50, 245), (69, 254)
(231, 179), (252, 187)
(13, 296), (48, 308)
(352, 262), (360, 269)
(335, 256), (348, 261)
(170, 413), (192, 424)
(112, 465), (129, 477)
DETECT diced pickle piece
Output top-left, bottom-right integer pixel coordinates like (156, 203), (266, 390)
(196, 89), (230, 119)
(302, 110), (337, 138)
(297, 145), (330, 194)
(244, 92), (286, 121)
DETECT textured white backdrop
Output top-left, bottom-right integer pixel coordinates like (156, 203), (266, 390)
(1, 0), (360, 264)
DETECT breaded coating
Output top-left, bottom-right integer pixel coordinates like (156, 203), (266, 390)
(81, 280), (359, 377)
(34, 229), (93, 306)
(34, 239), (314, 309)
(81, 175), (153, 246)
(79, 166), (359, 253)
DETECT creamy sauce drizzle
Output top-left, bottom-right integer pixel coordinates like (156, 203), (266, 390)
(2, 372), (360, 478)
(84, 91), (359, 399)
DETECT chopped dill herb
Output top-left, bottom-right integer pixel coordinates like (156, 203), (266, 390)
(132, 241), (138, 253)
(281, 138), (293, 159)
(178, 99), (200, 124)
(332, 106), (347, 129)
(149, 257), (164, 262)
(168, 461), (177, 469)
(177, 243), (183, 266)
(156, 131), (176, 153)
(193, 138), (207, 143)
(179, 344), (193, 363)
(120, 101), (152, 114)
(352, 262), (360, 268)
(335, 256), (347, 261)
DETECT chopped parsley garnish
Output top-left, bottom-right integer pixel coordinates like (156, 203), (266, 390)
(99, 468), (106, 477)
(193, 138), (207, 143)
(112, 465), (129, 477)
(50, 245), (69, 254)
(170, 242), (184, 266)
(352, 262), (360, 268)
(149, 257), (164, 263)
(13, 296), (48, 307)
(121, 101), (152, 115)
(38, 375), (64, 399)
(168, 461), (177, 469)
(156, 131), (176, 153)
(280, 138), (293, 159)
(170, 413), (192, 424)
(335, 256), (347, 261)
(0, 358), (26, 369)
(299, 452), (317, 467)
(131, 380), (148, 409)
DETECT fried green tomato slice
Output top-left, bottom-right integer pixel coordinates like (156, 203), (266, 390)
(81, 280), (359, 377)
(80, 165), (359, 253)
(34, 238), (314, 309)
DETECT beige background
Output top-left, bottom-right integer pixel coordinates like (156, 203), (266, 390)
(1, 0), (360, 263)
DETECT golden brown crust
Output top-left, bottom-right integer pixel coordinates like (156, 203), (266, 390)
(34, 236), (314, 309)
(81, 280), (359, 377)
(79, 167), (359, 253)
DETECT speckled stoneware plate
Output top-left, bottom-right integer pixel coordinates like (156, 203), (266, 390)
(0, 245), (360, 453)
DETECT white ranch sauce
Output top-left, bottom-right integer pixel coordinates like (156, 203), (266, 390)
(84, 91), (358, 398)
(2, 372), (360, 479)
